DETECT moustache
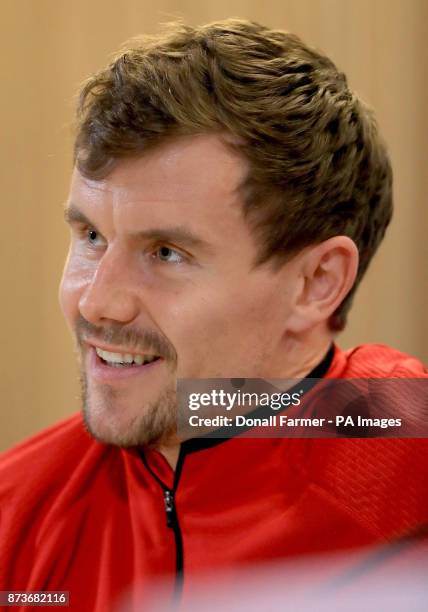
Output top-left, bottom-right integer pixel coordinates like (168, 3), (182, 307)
(75, 314), (177, 363)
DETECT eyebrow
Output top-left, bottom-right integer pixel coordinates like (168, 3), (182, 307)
(63, 203), (215, 254)
(64, 204), (91, 226)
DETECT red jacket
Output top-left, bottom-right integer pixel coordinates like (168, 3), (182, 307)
(1, 344), (427, 611)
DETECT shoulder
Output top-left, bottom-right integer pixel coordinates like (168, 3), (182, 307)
(0, 413), (117, 510)
(0, 415), (136, 589)
(1, 414), (94, 481)
(315, 343), (428, 539)
(338, 343), (427, 378)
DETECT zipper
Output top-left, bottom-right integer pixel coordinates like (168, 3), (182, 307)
(163, 489), (175, 528)
(141, 448), (186, 601)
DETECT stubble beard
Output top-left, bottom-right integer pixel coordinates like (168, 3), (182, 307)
(74, 315), (179, 448)
(80, 366), (178, 447)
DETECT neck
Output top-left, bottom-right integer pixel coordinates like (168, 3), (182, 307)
(276, 327), (334, 379)
(154, 441), (181, 470)
(154, 328), (335, 470)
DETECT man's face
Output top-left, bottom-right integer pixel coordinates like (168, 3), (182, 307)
(60, 134), (298, 447)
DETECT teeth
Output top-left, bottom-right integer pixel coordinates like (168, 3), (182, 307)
(95, 347), (157, 366)
(96, 349), (123, 363)
(134, 354), (143, 366)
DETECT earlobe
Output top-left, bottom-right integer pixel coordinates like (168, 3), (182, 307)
(287, 237), (359, 333)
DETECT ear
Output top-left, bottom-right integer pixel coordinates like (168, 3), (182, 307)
(286, 237), (359, 333)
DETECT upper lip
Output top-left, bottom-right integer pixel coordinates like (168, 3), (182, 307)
(85, 339), (160, 358)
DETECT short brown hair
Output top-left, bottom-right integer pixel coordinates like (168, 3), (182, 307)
(74, 19), (393, 331)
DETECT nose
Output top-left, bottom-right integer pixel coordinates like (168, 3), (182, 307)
(78, 246), (140, 325)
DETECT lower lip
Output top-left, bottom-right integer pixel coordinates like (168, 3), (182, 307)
(88, 346), (163, 383)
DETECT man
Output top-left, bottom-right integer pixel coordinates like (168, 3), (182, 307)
(1, 19), (427, 611)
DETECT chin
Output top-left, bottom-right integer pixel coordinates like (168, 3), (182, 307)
(82, 406), (141, 447)
(81, 388), (178, 448)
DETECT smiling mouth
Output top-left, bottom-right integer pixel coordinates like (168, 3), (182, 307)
(95, 347), (161, 367)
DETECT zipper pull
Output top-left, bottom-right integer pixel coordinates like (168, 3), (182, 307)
(163, 489), (175, 528)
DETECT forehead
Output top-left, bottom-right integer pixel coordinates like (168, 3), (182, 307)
(70, 133), (249, 230)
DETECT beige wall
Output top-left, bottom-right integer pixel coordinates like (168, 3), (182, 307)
(1, 0), (426, 452)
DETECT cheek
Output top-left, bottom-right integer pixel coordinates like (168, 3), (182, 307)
(163, 284), (284, 372)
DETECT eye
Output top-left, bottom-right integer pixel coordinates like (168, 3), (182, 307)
(85, 228), (105, 247)
(155, 246), (185, 264)
(88, 229), (98, 243)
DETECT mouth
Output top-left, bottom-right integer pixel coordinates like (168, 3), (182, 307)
(95, 346), (161, 368)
